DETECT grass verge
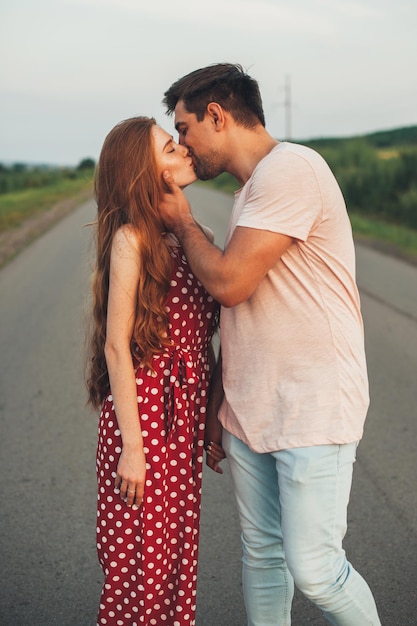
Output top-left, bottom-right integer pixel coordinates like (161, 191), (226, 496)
(350, 212), (417, 265)
(200, 178), (417, 265)
(0, 176), (93, 232)
(0, 178), (94, 268)
(1, 178), (416, 268)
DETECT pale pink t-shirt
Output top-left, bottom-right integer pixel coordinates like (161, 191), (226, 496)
(218, 142), (369, 453)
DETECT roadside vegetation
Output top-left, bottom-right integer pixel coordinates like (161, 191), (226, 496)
(202, 125), (417, 263)
(1, 125), (416, 264)
(0, 159), (95, 232)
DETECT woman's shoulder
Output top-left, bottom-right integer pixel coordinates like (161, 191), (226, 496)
(112, 224), (141, 257)
(198, 223), (215, 243)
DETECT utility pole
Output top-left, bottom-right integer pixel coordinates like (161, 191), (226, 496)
(284, 74), (292, 140)
(272, 74), (293, 140)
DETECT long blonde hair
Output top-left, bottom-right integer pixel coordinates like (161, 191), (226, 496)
(87, 116), (172, 409)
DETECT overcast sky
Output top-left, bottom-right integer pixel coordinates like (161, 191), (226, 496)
(1, 0), (416, 166)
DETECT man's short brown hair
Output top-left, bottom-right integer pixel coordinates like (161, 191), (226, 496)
(163, 63), (265, 128)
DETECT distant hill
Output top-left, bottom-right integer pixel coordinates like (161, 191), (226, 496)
(302, 125), (417, 150)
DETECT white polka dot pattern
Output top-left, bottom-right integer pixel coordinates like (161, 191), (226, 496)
(96, 246), (219, 625)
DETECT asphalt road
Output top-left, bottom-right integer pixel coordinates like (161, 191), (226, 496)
(0, 186), (416, 625)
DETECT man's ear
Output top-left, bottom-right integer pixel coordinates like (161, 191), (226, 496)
(206, 102), (225, 130)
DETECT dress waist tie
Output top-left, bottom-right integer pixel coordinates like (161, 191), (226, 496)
(166, 345), (200, 435)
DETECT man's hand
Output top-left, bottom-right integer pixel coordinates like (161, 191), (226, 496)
(159, 170), (194, 233)
(205, 354), (226, 474)
(206, 440), (226, 474)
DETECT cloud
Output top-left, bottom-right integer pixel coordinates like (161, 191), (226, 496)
(70, 0), (335, 35)
(1, 0), (415, 163)
(317, 0), (383, 19)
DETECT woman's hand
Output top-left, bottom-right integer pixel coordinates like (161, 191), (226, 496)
(115, 445), (146, 508)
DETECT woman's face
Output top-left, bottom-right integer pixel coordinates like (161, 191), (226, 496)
(152, 125), (197, 189)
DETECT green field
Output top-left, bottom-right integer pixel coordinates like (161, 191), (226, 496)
(0, 176), (93, 232)
(2, 170), (417, 265)
(201, 125), (417, 264)
(1, 124), (417, 265)
(350, 212), (417, 262)
(199, 176), (417, 264)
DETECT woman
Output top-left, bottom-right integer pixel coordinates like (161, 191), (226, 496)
(86, 116), (219, 626)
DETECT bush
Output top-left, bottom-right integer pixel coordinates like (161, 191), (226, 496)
(0, 162), (94, 195)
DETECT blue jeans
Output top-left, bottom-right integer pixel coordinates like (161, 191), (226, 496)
(223, 431), (381, 626)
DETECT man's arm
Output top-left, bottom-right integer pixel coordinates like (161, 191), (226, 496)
(160, 171), (292, 307)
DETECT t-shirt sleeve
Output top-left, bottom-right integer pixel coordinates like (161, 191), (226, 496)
(237, 149), (323, 242)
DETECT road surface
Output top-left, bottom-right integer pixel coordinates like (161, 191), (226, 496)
(0, 186), (416, 625)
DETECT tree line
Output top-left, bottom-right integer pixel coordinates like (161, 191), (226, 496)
(209, 125), (417, 231)
(0, 158), (95, 195)
(306, 127), (417, 230)
(2, 125), (417, 231)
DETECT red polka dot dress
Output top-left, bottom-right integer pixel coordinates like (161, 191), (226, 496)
(96, 241), (219, 626)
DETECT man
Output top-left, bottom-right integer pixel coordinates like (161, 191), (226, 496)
(159, 63), (381, 626)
